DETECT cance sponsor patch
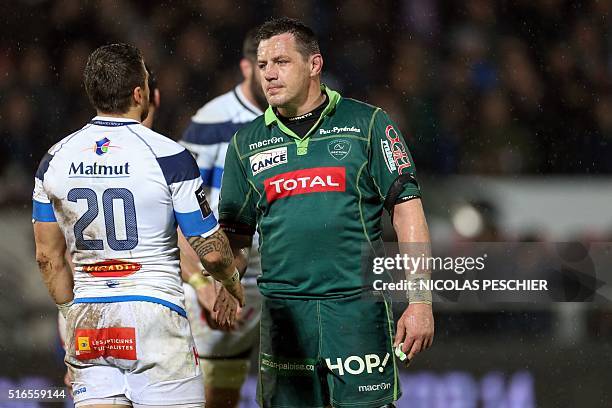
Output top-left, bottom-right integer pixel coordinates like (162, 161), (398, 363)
(250, 147), (288, 176)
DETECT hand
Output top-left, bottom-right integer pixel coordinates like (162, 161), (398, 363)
(196, 280), (224, 330)
(394, 303), (434, 362)
(195, 278), (217, 315)
(222, 274), (245, 307)
(212, 284), (243, 330)
(64, 369), (73, 394)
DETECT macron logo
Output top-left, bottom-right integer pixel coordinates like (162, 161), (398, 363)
(249, 136), (284, 151)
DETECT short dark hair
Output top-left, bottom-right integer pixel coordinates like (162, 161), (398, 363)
(83, 43), (146, 113)
(255, 17), (320, 58)
(243, 28), (259, 61)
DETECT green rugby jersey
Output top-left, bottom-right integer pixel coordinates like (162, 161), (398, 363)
(219, 86), (420, 299)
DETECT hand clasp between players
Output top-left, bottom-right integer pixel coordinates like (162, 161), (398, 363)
(212, 273), (244, 330)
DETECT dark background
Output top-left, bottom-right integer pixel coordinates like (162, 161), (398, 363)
(0, 1), (611, 407)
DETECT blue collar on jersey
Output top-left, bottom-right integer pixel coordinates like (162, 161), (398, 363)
(90, 119), (139, 127)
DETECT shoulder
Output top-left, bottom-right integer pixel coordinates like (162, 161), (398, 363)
(36, 123), (93, 179)
(183, 89), (255, 145)
(336, 97), (381, 118)
(126, 124), (186, 158)
(129, 126), (200, 185)
(47, 123), (94, 156)
(235, 114), (267, 137)
(232, 115), (271, 153)
(191, 90), (238, 124)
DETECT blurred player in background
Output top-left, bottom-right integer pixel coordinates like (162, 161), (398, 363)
(219, 18), (434, 407)
(33, 43), (243, 407)
(179, 28), (266, 407)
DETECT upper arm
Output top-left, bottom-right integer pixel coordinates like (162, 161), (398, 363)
(157, 148), (219, 237)
(33, 221), (67, 259)
(218, 136), (257, 233)
(368, 109), (421, 214)
(32, 153), (57, 223)
(392, 198), (429, 242)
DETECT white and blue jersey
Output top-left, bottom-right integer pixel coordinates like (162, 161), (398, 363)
(32, 116), (217, 317)
(181, 85), (263, 284)
(181, 85), (262, 215)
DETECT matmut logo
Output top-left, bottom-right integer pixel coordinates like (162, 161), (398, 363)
(264, 167), (346, 202)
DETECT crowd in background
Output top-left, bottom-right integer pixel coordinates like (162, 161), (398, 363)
(1, 0), (611, 205)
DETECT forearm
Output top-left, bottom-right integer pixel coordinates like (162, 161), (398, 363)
(231, 246), (249, 277)
(224, 230), (253, 278)
(36, 252), (73, 304)
(187, 229), (236, 282)
(393, 199), (432, 304)
(178, 229), (204, 280)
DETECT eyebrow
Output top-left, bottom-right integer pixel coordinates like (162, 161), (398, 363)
(258, 55), (291, 62)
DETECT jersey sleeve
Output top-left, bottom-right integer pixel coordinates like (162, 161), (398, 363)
(218, 136), (257, 235)
(368, 109), (421, 214)
(32, 153), (57, 222)
(180, 106), (241, 190)
(156, 149), (219, 238)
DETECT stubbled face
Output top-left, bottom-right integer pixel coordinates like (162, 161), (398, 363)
(257, 33), (311, 109)
(248, 59), (268, 110)
(139, 62), (150, 122)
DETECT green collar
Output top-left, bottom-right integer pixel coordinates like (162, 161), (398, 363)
(264, 85), (341, 136)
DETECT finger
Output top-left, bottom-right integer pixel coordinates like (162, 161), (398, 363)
(407, 338), (423, 360)
(225, 311), (235, 331)
(402, 336), (415, 354)
(219, 301), (229, 327)
(394, 317), (406, 347)
(424, 334), (434, 349)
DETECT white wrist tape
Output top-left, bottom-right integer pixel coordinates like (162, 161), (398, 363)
(57, 300), (74, 319)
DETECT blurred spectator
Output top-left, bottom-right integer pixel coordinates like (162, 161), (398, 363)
(1, 0), (611, 205)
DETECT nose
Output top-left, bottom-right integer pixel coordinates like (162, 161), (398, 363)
(263, 64), (277, 81)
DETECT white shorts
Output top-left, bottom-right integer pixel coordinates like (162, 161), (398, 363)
(184, 281), (261, 358)
(64, 301), (205, 406)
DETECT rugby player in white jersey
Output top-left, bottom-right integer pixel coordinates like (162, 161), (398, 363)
(33, 43), (244, 408)
(178, 29), (266, 407)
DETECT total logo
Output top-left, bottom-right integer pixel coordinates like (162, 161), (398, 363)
(250, 147), (288, 176)
(325, 353), (390, 376)
(264, 167), (346, 202)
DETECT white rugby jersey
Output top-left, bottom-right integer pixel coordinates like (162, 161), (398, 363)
(32, 116), (218, 317)
(181, 85), (263, 283)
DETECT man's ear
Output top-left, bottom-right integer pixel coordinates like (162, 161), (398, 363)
(133, 86), (144, 106)
(310, 54), (323, 77)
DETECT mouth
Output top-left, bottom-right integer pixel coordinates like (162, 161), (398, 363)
(266, 85), (283, 94)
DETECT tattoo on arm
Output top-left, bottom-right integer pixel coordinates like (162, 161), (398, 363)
(187, 230), (233, 275)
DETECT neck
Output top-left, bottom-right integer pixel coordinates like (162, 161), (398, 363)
(277, 81), (325, 118)
(97, 108), (141, 122)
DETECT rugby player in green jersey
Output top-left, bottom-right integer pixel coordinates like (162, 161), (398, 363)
(218, 17), (434, 407)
